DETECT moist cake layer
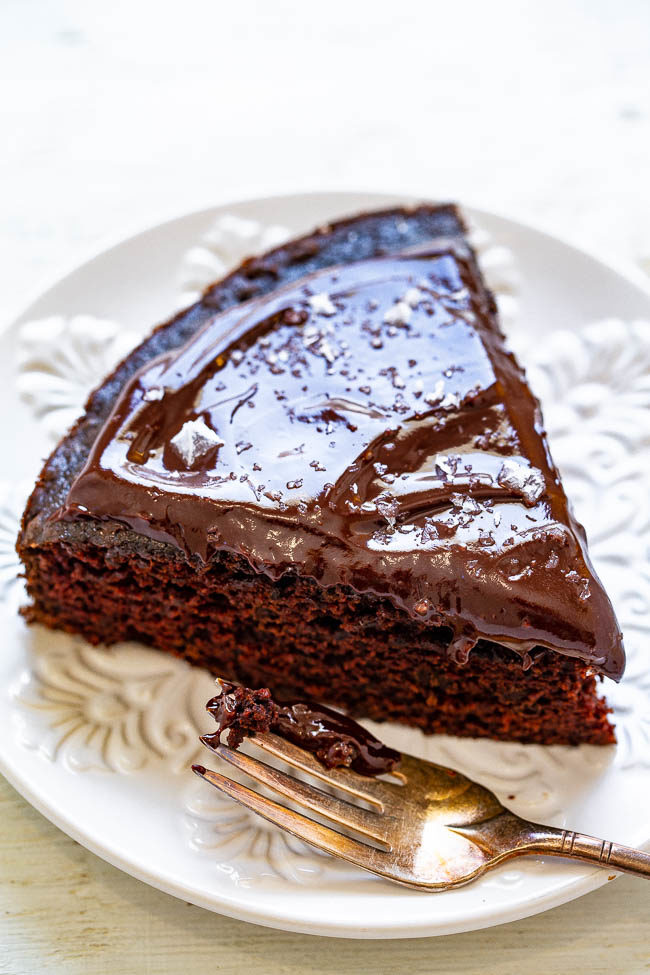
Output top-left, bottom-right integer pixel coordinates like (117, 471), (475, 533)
(22, 540), (615, 744)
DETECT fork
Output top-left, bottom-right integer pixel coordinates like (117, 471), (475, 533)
(193, 733), (650, 890)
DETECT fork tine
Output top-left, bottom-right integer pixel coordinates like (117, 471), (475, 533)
(203, 740), (388, 842)
(247, 731), (397, 806)
(192, 764), (391, 875)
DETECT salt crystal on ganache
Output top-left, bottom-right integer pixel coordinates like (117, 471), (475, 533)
(497, 459), (545, 505)
(308, 292), (337, 316)
(403, 287), (425, 308)
(170, 418), (224, 467)
(383, 301), (412, 326)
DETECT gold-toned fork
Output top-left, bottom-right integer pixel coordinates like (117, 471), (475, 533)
(193, 733), (650, 890)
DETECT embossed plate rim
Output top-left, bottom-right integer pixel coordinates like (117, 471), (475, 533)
(1, 190), (650, 938)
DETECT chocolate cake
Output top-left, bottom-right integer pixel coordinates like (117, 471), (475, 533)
(17, 203), (624, 745)
(200, 679), (400, 776)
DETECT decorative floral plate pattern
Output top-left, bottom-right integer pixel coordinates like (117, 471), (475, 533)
(1, 192), (649, 938)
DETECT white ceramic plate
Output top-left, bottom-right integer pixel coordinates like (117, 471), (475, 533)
(1, 191), (650, 939)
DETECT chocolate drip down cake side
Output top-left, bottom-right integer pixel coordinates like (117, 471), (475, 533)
(17, 204), (624, 745)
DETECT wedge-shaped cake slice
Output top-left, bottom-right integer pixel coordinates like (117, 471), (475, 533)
(18, 205), (623, 744)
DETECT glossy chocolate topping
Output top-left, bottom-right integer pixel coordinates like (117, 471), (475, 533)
(201, 680), (401, 777)
(58, 243), (624, 679)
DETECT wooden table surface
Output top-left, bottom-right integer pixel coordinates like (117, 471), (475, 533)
(1, 1), (649, 970)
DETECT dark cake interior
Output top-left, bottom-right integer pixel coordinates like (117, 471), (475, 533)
(17, 204), (623, 745)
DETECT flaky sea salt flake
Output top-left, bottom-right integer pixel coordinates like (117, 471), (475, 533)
(424, 379), (446, 406)
(318, 339), (338, 364)
(309, 292), (337, 316)
(170, 418), (224, 467)
(497, 459), (545, 506)
(403, 287), (425, 308)
(440, 391), (460, 410)
(434, 454), (454, 477)
(143, 387), (164, 402)
(383, 301), (412, 326)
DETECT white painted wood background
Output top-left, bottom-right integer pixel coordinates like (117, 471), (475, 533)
(1, 1), (649, 971)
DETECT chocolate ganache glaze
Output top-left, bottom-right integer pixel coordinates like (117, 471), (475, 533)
(199, 680), (401, 777)
(58, 243), (624, 679)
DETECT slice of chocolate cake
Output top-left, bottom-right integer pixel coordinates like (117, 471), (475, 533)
(17, 204), (624, 745)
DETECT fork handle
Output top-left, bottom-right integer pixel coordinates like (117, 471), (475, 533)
(532, 827), (650, 879)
